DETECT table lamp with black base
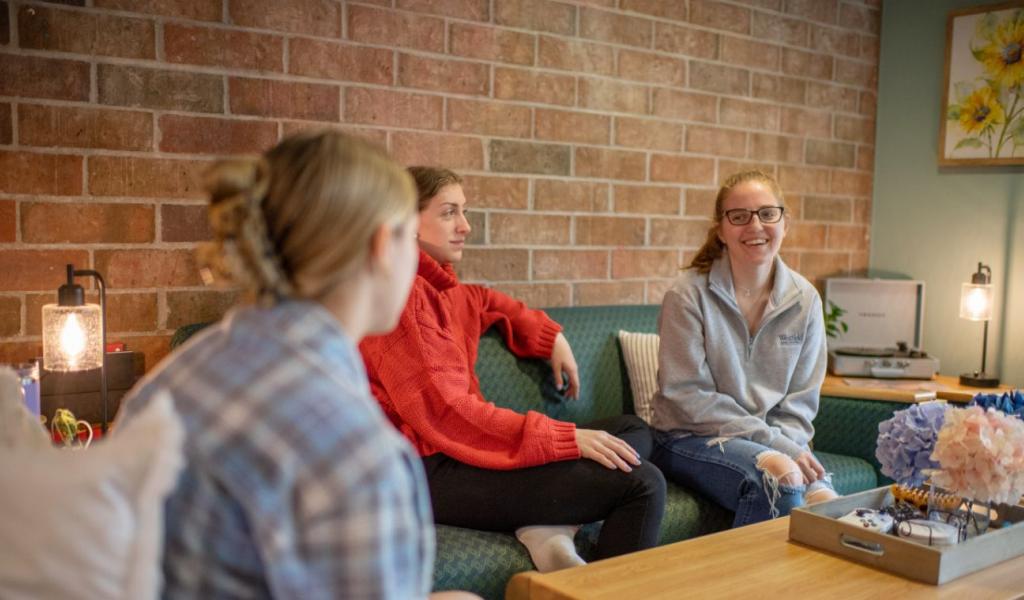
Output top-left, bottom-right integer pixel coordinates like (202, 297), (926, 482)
(958, 262), (1000, 388)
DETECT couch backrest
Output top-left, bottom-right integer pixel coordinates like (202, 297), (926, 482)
(476, 305), (660, 425)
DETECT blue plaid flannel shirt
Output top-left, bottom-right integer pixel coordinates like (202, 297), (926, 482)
(118, 300), (434, 599)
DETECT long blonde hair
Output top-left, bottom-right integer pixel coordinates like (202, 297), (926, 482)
(199, 131), (416, 303)
(687, 170), (785, 274)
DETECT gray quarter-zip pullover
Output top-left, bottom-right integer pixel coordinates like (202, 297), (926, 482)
(652, 253), (827, 459)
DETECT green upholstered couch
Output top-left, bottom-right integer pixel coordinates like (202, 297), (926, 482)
(171, 305), (885, 600)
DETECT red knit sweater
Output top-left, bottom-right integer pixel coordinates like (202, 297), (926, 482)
(359, 251), (581, 470)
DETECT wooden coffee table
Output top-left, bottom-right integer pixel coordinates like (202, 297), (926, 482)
(505, 517), (1024, 599)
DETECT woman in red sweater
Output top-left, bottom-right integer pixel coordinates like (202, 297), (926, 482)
(360, 167), (666, 572)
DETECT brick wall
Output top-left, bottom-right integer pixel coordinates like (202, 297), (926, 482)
(0, 0), (880, 370)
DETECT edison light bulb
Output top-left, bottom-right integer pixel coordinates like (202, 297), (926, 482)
(42, 303), (102, 372)
(59, 313), (87, 369)
(959, 283), (993, 322)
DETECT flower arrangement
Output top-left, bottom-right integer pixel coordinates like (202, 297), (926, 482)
(970, 389), (1024, 420)
(875, 401), (947, 486)
(946, 8), (1024, 159)
(930, 406), (1024, 506)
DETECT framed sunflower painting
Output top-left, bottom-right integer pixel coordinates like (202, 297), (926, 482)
(939, 2), (1024, 166)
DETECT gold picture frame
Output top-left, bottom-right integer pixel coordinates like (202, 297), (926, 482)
(938, 2), (1024, 166)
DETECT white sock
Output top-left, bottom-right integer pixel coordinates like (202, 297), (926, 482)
(514, 525), (586, 572)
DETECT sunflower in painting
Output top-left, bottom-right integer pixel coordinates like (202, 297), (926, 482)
(974, 10), (1024, 89)
(956, 86), (1006, 135)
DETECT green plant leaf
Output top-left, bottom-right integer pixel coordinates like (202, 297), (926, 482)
(947, 104), (961, 120)
(955, 137), (984, 150)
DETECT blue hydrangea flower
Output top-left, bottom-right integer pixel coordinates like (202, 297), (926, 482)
(875, 401), (948, 486)
(970, 389), (1024, 420)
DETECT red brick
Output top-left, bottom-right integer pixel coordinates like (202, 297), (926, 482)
(689, 61), (749, 96)
(839, 3), (879, 34)
(494, 67), (575, 106)
(805, 139), (855, 168)
(685, 188), (716, 218)
(391, 132), (483, 171)
(799, 251), (849, 282)
(720, 98), (779, 131)
(533, 250), (607, 280)
(0, 1), (9, 46)
(785, 223), (826, 249)
(229, 78), (338, 121)
(95, 0), (221, 21)
(0, 55), (89, 101)
(579, 7), (652, 48)
(752, 73), (806, 105)
(398, 0), (487, 20)
(750, 133), (803, 163)
(614, 185), (680, 215)
(649, 217), (712, 247)
(827, 224), (868, 251)
(99, 65), (222, 113)
(534, 180), (609, 212)
(649, 155), (715, 185)
(159, 115), (278, 155)
(538, 36), (614, 76)
(654, 22), (717, 58)
(450, 23), (534, 66)
(689, 0), (750, 35)
(19, 4), (154, 59)
(118, 334), (172, 372)
(490, 283), (570, 308)
(345, 88), (442, 130)
(835, 58), (876, 89)
(576, 215), (645, 246)
(229, 0), (339, 36)
(462, 175), (528, 210)
(646, 278), (676, 304)
(466, 210), (486, 245)
(859, 91), (876, 118)
(614, 117), (681, 152)
(809, 24), (859, 57)
(0, 296), (19, 337)
(779, 166), (830, 194)
(281, 122), (388, 147)
(457, 248), (529, 281)
(780, 106), (831, 137)
(89, 156), (207, 198)
(686, 126), (747, 158)
(651, 89), (716, 123)
(27, 292), (159, 335)
(166, 290), (238, 329)
(447, 99), (531, 138)
(861, 34), (880, 63)
(0, 200), (14, 242)
(165, 24), (283, 72)
(620, 0), (687, 21)
(831, 170), (871, 197)
(490, 212), (571, 245)
(348, 5), (443, 53)
(398, 54), (489, 96)
(612, 249), (681, 278)
(752, 11), (808, 46)
(0, 152), (82, 196)
(495, 0), (576, 36)
(575, 281), (645, 305)
(719, 160), (777, 179)
(579, 78), (648, 115)
(802, 196), (851, 222)
(0, 103), (10, 144)
(854, 198), (871, 224)
(22, 202), (154, 244)
(491, 141), (570, 175)
(0, 250), (90, 291)
(94, 249), (201, 288)
(806, 82), (858, 113)
(856, 146), (874, 172)
(0, 342), (42, 366)
(781, 48), (833, 80)
(785, 0), (838, 25)
(162, 204), (210, 242)
(19, 105), (153, 151)
(536, 109), (610, 145)
(575, 147), (646, 181)
(617, 49), (685, 86)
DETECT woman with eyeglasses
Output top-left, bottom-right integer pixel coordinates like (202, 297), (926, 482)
(650, 170), (838, 528)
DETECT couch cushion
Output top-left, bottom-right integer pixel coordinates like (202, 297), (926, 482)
(617, 330), (660, 424)
(813, 395), (904, 484)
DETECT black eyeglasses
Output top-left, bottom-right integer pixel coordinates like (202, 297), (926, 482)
(723, 206), (785, 226)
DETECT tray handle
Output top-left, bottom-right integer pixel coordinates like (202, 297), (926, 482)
(839, 533), (885, 556)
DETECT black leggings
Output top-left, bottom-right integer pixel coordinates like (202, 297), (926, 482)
(421, 415), (667, 560)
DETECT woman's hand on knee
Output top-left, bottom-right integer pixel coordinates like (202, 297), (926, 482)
(550, 333), (580, 400)
(576, 429), (641, 471)
(794, 451), (826, 484)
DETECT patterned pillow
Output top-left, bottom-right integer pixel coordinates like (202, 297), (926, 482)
(617, 331), (660, 424)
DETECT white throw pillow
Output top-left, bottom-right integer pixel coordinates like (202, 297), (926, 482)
(0, 368), (184, 600)
(617, 330), (660, 424)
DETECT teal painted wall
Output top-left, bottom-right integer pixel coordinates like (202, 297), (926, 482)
(873, 0), (1024, 387)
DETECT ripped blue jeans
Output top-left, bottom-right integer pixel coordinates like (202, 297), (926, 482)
(651, 431), (834, 528)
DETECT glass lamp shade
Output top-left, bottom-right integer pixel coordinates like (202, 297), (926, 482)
(42, 303), (103, 372)
(959, 283), (993, 321)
